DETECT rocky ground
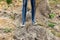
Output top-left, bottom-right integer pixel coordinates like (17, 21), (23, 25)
(0, 0), (60, 40)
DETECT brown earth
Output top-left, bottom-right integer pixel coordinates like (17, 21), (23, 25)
(0, 0), (60, 40)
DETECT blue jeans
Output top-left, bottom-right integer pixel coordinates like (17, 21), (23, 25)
(22, 0), (36, 25)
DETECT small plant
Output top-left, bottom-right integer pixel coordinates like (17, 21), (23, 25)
(6, 0), (12, 4)
(48, 22), (55, 28)
(0, 0), (2, 2)
(4, 28), (12, 33)
(10, 15), (15, 20)
(49, 12), (55, 19)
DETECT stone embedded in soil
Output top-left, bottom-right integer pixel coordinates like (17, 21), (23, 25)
(56, 4), (60, 8)
(54, 25), (60, 32)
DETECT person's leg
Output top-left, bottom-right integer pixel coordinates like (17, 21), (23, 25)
(22, 0), (28, 25)
(31, 0), (36, 24)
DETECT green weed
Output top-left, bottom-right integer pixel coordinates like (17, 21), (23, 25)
(6, 0), (12, 4)
(48, 22), (55, 28)
(49, 13), (55, 19)
(4, 27), (12, 33)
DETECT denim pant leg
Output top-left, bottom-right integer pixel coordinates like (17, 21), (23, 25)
(22, 0), (28, 25)
(31, 0), (36, 23)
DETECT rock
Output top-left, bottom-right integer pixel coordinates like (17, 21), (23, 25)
(56, 4), (60, 9)
(54, 25), (60, 32)
(36, 0), (51, 18)
(14, 25), (60, 40)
